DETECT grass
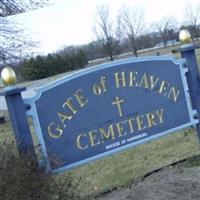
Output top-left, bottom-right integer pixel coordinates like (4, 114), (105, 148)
(68, 128), (200, 197)
(117, 42), (200, 68)
(1, 121), (199, 198)
(1, 44), (200, 198)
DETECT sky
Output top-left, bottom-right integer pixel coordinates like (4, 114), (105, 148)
(12, 0), (200, 55)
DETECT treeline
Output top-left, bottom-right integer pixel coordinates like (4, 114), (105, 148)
(20, 48), (88, 80)
(81, 30), (179, 61)
(91, 4), (200, 61)
(82, 25), (199, 61)
(14, 24), (199, 81)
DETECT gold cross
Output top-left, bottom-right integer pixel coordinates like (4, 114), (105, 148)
(112, 96), (125, 117)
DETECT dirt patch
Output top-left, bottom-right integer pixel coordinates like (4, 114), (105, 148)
(97, 166), (200, 200)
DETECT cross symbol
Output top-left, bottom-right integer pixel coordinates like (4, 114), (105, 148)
(112, 96), (125, 117)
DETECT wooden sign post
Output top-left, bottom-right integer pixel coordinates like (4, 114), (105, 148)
(0, 68), (36, 160)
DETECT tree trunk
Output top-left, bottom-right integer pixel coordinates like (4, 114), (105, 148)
(134, 48), (138, 57)
(109, 52), (114, 61)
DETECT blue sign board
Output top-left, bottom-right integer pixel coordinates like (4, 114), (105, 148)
(24, 57), (198, 173)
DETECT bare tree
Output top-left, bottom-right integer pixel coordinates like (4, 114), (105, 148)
(117, 6), (145, 57)
(184, 2), (200, 39)
(154, 16), (177, 48)
(94, 5), (118, 61)
(0, 0), (48, 65)
(0, 0), (48, 17)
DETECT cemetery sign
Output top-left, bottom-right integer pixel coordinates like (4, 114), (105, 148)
(1, 30), (200, 173)
(23, 57), (198, 172)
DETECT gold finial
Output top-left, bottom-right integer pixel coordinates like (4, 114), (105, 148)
(1, 67), (17, 86)
(179, 29), (192, 44)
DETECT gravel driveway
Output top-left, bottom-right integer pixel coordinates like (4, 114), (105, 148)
(97, 166), (200, 200)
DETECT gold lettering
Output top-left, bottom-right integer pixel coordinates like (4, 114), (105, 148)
(100, 76), (107, 92)
(99, 125), (115, 141)
(88, 130), (100, 147)
(146, 112), (156, 128)
(48, 122), (63, 139)
(167, 87), (180, 102)
(125, 118), (135, 133)
(139, 73), (149, 89)
(63, 97), (77, 114)
(73, 89), (88, 107)
(93, 84), (101, 95)
(112, 96), (125, 117)
(158, 81), (169, 96)
(76, 134), (88, 150)
(155, 108), (164, 124)
(57, 112), (72, 127)
(150, 76), (159, 90)
(129, 71), (138, 87)
(115, 121), (127, 137)
(136, 115), (146, 131)
(74, 108), (165, 150)
(114, 72), (126, 88)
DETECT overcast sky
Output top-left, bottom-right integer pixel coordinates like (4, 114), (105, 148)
(12, 0), (200, 55)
